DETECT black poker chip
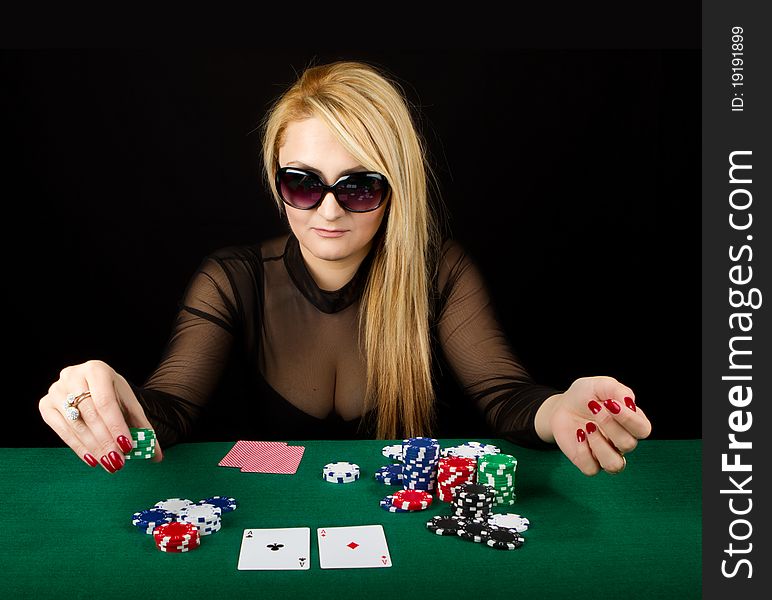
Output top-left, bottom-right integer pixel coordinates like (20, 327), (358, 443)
(426, 515), (465, 536)
(486, 527), (525, 550)
(457, 520), (492, 543)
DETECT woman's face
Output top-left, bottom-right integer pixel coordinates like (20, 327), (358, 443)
(277, 117), (389, 264)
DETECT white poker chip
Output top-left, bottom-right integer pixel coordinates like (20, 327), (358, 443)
(381, 444), (403, 461)
(442, 442), (501, 459)
(487, 513), (530, 533)
(323, 461), (360, 474)
(154, 498), (194, 514)
(177, 503), (222, 524)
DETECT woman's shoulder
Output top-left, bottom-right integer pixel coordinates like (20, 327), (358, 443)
(204, 232), (291, 265)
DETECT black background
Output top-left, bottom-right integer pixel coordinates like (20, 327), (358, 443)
(1, 37), (700, 446)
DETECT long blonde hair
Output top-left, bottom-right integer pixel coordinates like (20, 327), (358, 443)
(259, 59), (449, 439)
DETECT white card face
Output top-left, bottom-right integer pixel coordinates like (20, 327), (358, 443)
(317, 525), (392, 569)
(237, 527), (311, 570)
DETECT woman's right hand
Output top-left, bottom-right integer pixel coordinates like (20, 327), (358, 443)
(39, 359), (163, 472)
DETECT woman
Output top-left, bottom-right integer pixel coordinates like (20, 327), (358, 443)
(38, 59), (651, 476)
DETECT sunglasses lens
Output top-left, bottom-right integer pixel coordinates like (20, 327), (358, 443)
(335, 174), (387, 211)
(278, 170), (324, 209)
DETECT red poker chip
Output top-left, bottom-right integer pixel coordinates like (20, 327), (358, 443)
(391, 489), (433, 511)
(153, 521), (200, 542)
(157, 539), (200, 550)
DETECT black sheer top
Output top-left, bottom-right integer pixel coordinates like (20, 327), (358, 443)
(128, 231), (562, 448)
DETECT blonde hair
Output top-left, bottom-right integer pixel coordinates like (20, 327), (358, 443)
(259, 59), (449, 439)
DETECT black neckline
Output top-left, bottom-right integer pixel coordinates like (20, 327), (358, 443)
(283, 232), (377, 314)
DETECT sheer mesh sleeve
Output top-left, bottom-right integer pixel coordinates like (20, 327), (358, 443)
(128, 248), (245, 447)
(436, 240), (563, 448)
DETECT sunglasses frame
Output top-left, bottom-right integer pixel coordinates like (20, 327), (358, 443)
(275, 166), (390, 213)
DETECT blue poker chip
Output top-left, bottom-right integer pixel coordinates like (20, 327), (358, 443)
(377, 477), (403, 486)
(403, 437), (439, 448)
(379, 495), (410, 513)
(131, 508), (175, 528)
(198, 496), (238, 513)
(375, 465), (403, 483)
(377, 464), (403, 476)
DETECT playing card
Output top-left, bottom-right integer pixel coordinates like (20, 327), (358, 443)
(240, 445), (305, 474)
(219, 441), (287, 468)
(237, 527), (311, 570)
(317, 525), (392, 569)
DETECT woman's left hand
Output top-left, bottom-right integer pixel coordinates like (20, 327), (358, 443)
(536, 376), (652, 475)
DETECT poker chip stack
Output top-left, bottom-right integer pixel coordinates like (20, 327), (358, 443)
(323, 461), (360, 484)
(374, 463), (404, 485)
(132, 495), (238, 553)
(123, 427), (156, 460)
(401, 437), (440, 492)
(436, 456), (477, 502)
(451, 482), (495, 520)
(477, 453), (518, 505)
(153, 521), (201, 553)
(425, 510), (527, 551)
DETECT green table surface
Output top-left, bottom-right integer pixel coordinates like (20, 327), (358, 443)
(0, 439), (701, 600)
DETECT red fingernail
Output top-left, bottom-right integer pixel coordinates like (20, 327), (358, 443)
(624, 397), (637, 412)
(108, 451), (125, 470)
(586, 422), (597, 434)
(588, 400), (602, 415)
(100, 455), (116, 473)
(576, 428), (586, 443)
(117, 435), (133, 453)
(84, 453), (98, 467)
(603, 399), (621, 414)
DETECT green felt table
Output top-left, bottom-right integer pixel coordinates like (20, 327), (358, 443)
(0, 439), (701, 600)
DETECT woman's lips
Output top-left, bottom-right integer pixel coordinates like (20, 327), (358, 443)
(314, 228), (347, 238)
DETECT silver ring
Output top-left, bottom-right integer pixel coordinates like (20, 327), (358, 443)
(63, 391), (91, 421)
(608, 454), (627, 475)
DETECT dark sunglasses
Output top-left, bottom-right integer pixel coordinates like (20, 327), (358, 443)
(275, 166), (390, 213)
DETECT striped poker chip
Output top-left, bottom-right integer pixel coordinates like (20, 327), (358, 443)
(153, 521), (199, 543)
(196, 521), (222, 535)
(457, 520), (493, 543)
(324, 472), (360, 484)
(486, 528), (525, 550)
(379, 495), (410, 513)
(426, 515), (466, 536)
(177, 504), (222, 524)
(197, 496), (238, 513)
(487, 513), (530, 533)
(381, 444), (403, 461)
(391, 489), (433, 511)
(375, 464), (404, 483)
(322, 461), (360, 482)
(456, 483), (496, 500)
(131, 508), (174, 527)
(324, 461), (360, 472)
(154, 498), (194, 515)
(157, 542), (200, 553)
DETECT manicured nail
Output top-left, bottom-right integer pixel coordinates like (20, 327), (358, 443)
(576, 428), (586, 443)
(117, 435), (133, 453)
(588, 400), (602, 415)
(586, 422), (597, 434)
(108, 451), (125, 470)
(83, 453), (99, 467)
(100, 455), (116, 473)
(624, 397), (637, 412)
(603, 399), (621, 414)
